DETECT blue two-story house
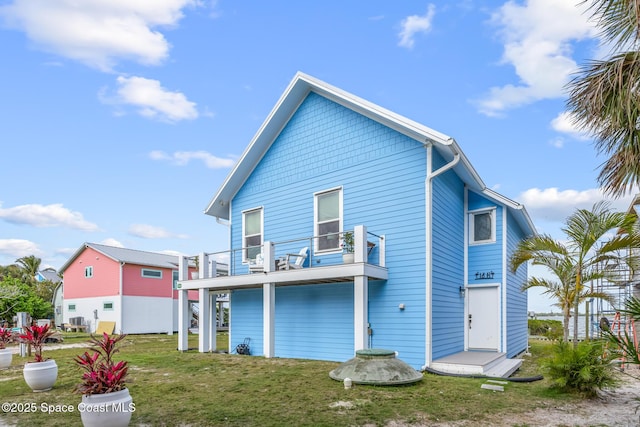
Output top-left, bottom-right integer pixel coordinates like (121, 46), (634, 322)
(176, 72), (536, 376)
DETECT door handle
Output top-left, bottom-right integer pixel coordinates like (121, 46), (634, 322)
(468, 314), (472, 329)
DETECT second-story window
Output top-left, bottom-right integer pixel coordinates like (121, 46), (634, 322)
(470, 208), (496, 244)
(85, 266), (93, 278)
(315, 188), (342, 253)
(141, 269), (163, 279)
(243, 208), (263, 262)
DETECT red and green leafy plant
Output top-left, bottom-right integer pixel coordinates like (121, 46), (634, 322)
(19, 324), (54, 362)
(74, 333), (129, 395)
(0, 328), (13, 349)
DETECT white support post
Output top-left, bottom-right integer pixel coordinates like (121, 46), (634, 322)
(378, 235), (385, 267)
(198, 288), (210, 352)
(354, 275), (368, 351)
(263, 241), (274, 272)
(199, 252), (209, 279)
(209, 293), (216, 352)
(354, 225), (367, 263)
(263, 283), (275, 358)
(209, 260), (217, 279)
(177, 256), (189, 351)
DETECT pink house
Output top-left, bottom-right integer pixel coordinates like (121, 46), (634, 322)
(59, 243), (201, 334)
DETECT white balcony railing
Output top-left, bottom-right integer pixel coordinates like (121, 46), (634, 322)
(177, 225), (386, 289)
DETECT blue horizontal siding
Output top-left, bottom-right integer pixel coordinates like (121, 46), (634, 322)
(230, 289), (263, 356)
(431, 154), (465, 360)
(467, 190), (504, 285)
(275, 284), (353, 361)
(506, 210), (528, 357)
(230, 92), (429, 368)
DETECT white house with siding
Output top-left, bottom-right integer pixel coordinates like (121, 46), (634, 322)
(176, 72), (536, 375)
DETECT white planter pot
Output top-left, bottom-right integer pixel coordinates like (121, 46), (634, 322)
(80, 388), (133, 427)
(0, 348), (12, 369)
(23, 359), (58, 392)
(342, 253), (354, 264)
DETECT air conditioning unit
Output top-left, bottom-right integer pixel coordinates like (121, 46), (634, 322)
(70, 316), (84, 326)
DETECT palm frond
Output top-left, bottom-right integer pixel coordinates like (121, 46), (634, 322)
(566, 51), (640, 197)
(584, 0), (640, 52)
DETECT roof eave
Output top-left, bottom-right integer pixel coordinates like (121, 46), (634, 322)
(482, 188), (537, 236)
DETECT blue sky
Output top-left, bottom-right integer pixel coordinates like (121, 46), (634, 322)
(0, 0), (635, 313)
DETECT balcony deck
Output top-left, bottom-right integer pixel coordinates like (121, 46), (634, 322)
(177, 226), (387, 292)
(178, 261), (388, 291)
(176, 226), (387, 355)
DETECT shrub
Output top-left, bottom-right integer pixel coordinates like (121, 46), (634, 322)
(528, 319), (563, 340)
(542, 340), (617, 397)
(19, 324), (55, 362)
(0, 328), (13, 349)
(74, 333), (129, 395)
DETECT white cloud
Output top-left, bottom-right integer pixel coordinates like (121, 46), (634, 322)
(0, 239), (43, 258)
(100, 238), (124, 248)
(398, 5), (435, 49)
(0, 203), (99, 231)
(548, 136), (565, 148)
(101, 76), (198, 122)
(550, 111), (590, 140)
(517, 187), (636, 224)
(0, 0), (198, 71)
(128, 223), (188, 239)
(150, 150), (236, 168)
(476, 0), (598, 116)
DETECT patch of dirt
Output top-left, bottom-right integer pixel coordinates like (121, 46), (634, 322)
(479, 376), (640, 427)
(382, 366), (640, 427)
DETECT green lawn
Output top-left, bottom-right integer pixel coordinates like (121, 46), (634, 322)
(0, 335), (580, 426)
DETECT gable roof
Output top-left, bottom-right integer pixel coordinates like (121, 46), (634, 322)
(205, 72), (536, 236)
(59, 243), (181, 274)
(36, 269), (61, 283)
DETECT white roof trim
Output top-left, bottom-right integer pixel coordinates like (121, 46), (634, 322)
(481, 188), (537, 235)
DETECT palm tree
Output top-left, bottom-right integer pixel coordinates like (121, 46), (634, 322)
(513, 237), (616, 342)
(565, 1), (640, 197)
(14, 255), (41, 284)
(511, 202), (640, 345)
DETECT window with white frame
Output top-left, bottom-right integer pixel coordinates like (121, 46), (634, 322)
(68, 303), (76, 312)
(172, 270), (179, 290)
(470, 209), (496, 244)
(141, 269), (162, 279)
(84, 266), (93, 278)
(243, 208), (263, 262)
(103, 302), (114, 310)
(315, 188), (342, 252)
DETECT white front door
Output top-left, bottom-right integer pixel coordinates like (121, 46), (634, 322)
(467, 286), (500, 350)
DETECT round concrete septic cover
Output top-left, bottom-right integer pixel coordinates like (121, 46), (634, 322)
(355, 348), (396, 358)
(329, 348), (423, 385)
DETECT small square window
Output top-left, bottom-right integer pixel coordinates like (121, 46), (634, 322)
(68, 304), (76, 312)
(85, 266), (93, 278)
(470, 209), (496, 244)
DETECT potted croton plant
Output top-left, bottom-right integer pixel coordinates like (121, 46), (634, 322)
(75, 333), (134, 427)
(0, 327), (14, 369)
(19, 323), (58, 392)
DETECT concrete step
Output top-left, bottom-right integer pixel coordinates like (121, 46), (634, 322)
(484, 358), (522, 378)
